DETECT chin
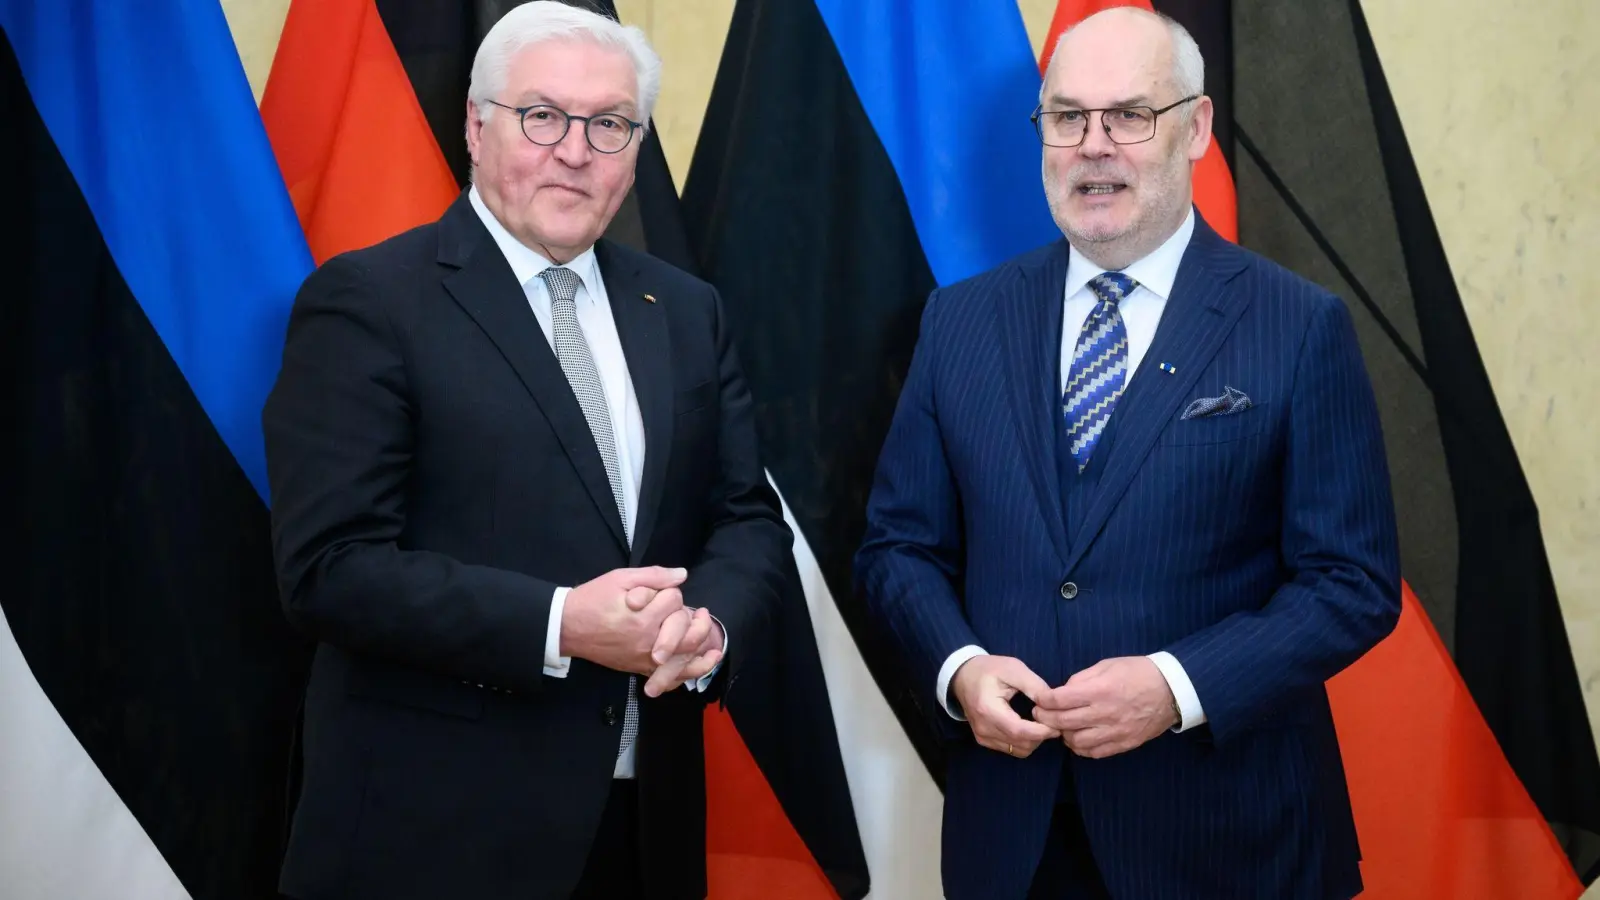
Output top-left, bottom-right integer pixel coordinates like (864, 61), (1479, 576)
(1066, 216), (1134, 245)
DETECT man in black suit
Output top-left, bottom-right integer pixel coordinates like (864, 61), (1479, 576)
(261, 3), (792, 898)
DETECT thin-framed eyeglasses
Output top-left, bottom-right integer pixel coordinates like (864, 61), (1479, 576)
(483, 100), (643, 154)
(1030, 95), (1199, 147)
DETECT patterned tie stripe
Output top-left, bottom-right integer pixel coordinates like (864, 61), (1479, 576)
(1062, 272), (1136, 472)
(538, 266), (637, 761)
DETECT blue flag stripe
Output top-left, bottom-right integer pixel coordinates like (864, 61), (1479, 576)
(0, 1), (312, 502)
(810, 0), (1061, 286)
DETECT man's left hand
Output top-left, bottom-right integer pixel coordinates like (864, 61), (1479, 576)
(625, 595), (724, 697)
(1032, 657), (1177, 759)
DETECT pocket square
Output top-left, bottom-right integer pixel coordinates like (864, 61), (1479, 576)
(1181, 386), (1253, 420)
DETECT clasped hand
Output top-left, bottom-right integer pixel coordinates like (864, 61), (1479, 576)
(951, 655), (1177, 760)
(561, 566), (724, 697)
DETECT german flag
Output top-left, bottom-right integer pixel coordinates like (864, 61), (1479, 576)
(259, 1), (866, 898)
(683, 0), (1600, 896)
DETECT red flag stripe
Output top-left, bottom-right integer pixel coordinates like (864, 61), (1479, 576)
(260, 0), (457, 264)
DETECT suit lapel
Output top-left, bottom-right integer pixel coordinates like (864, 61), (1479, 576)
(1062, 220), (1252, 575)
(596, 241), (673, 565)
(437, 194), (629, 552)
(997, 241), (1071, 567)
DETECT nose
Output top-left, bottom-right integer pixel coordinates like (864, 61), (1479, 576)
(1077, 111), (1117, 159)
(551, 121), (593, 166)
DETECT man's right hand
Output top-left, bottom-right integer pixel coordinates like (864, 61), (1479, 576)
(559, 566), (688, 675)
(951, 655), (1060, 758)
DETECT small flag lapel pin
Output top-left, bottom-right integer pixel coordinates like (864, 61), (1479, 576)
(1158, 362), (1176, 374)
(643, 293), (656, 304)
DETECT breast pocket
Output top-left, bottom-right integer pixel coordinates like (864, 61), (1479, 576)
(1158, 402), (1272, 446)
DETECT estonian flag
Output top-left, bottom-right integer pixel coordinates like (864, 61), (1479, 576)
(0, 1), (314, 898)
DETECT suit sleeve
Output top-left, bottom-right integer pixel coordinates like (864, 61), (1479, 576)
(1163, 293), (1402, 744)
(855, 289), (984, 730)
(261, 256), (557, 693)
(680, 285), (794, 700)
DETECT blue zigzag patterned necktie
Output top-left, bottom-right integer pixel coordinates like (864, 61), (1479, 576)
(1062, 272), (1136, 472)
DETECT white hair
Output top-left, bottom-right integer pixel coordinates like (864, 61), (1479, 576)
(1042, 8), (1206, 111)
(468, 1), (661, 131)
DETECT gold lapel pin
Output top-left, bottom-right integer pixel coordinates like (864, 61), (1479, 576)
(643, 293), (656, 304)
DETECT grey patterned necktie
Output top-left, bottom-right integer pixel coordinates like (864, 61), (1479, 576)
(539, 265), (637, 762)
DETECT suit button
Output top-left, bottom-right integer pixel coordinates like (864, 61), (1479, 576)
(602, 705), (618, 726)
(1059, 581), (1079, 600)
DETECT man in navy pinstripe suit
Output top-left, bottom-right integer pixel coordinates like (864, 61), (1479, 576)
(856, 8), (1401, 899)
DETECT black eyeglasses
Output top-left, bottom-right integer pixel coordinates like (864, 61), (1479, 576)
(1030, 95), (1198, 147)
(483, 100), (643, 154)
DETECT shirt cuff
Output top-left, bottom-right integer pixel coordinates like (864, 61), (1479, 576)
(1147, 650), (1205, 732)
(544, 587), (572, 678)
(936, 645), (988, 721)
(684, 612), (727, 692)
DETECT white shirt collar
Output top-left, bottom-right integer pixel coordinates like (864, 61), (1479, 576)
(468, 183), (601, 299)
(1064, 206), (1195, 301)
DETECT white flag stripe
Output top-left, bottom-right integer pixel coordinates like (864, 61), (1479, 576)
(767, 473), (946, 900)
(0, 605), (191, 900)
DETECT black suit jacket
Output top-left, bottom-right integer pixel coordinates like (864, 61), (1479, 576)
(261, 191), (793, 900)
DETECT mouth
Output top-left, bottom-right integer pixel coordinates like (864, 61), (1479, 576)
(1075, 181), (1128, 196)
(544, 184), (590, 198)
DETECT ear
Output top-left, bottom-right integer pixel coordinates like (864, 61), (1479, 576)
(1186, 94), (1214, 164)
(465, 98), (485, 168)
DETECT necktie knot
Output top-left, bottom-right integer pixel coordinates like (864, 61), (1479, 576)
(1088, 272), (1137, 306)
(540, 266), (582, 304)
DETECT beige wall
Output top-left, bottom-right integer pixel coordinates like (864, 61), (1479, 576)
(226, 0), (1599, 783)
(1359, 1), (1600, 756)
(219, 0), (288, 103)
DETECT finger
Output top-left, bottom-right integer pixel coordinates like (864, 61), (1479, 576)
(640, 587), (685, 620)
(976, 732), (1048, 758)
(623, 585), (657, 612)
(977, 697), (1059, 745)
(652, 610), (689, 664)
(675, 607), (712, 655)
(998, 661), (1054, 707)
(617, 566), (688, 591)
(1033, 704), (1100, 733)
(1062, 726), (1114, 756)
(1003, 717), (1062, 746)
(643, 655), (690, 698)
(678, 648), (722, 682)
(1036, 682), (1094, 712)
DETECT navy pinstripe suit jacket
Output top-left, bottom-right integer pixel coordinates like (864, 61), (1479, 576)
(856, 214), (1402, 900)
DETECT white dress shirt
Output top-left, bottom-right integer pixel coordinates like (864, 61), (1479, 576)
(935, 209), (1206, 733)
(468, 186), (722, 778)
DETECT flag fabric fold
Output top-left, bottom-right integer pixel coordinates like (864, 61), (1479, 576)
(811, 0), (1058, 285)
(261, 0), (458, 266)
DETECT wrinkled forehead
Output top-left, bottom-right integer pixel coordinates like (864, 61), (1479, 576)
(503, 38), (639, 113)
(1044, 34), (1173, 108)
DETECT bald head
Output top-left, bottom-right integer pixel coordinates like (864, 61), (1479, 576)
(1042, 7), (1203, 115)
